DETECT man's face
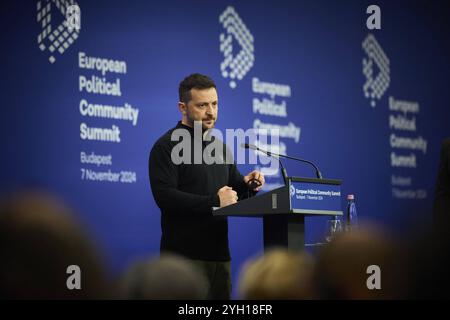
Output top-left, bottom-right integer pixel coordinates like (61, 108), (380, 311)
(181, 87), (218, 130)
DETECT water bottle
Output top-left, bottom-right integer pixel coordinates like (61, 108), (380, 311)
(346, 194), (358, 231)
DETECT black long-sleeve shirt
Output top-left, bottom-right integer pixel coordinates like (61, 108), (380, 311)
(149, 122), (253, 261)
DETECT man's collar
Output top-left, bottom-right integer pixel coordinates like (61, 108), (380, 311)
(176, 121), (192, 131)
(175, 121), (214, 141)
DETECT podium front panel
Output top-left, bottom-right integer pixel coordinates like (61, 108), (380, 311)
(289, 177), (343, 216)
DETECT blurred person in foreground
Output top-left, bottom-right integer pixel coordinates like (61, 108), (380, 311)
(313, 226), (405, 299)
(237, 248), (316, 299)
(403, 227), (450, 299)
(0, 191), (110, 299)
(119, 254), (208, 300)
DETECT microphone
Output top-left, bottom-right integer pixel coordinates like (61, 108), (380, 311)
(241, 143), (323, 180)
(241, 143), (288, 185)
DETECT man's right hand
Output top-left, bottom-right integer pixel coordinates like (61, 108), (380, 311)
(217, 186), (238, 208)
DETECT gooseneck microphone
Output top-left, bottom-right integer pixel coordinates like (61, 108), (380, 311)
(241, 143), (323, 181)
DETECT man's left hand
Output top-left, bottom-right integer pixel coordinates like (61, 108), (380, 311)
(244, 170), (265, 192)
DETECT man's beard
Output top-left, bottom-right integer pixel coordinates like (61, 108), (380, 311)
(203, 116), (215, 121)
(201, 117), (216, 127)
(187, 114), (216, 129)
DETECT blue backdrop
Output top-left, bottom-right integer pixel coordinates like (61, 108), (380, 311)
(1, 0), (449, 297)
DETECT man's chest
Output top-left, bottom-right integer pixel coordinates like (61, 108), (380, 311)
(178, 163), (229, 192)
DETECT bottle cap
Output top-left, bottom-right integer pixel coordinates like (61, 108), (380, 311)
(347, 194), (355, 200)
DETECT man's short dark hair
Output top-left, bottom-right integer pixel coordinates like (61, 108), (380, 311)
(179, 73), (216, 104)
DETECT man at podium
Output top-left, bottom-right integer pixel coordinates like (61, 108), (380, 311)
(148, 73), (265, 299)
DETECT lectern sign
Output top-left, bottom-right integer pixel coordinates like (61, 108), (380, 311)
(289, 178), (343, 215)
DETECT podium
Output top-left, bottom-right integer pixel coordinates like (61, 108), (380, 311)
(213, 177), (343, 251)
